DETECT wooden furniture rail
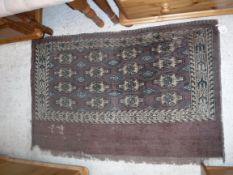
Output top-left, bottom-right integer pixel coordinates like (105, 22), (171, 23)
(0, 9), (53, 45)
(115, 0), (233, 26)
(201, 163), (233, 175)
(0, 156), (88, 175)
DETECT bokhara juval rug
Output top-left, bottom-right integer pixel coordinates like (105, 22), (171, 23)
(32, 20), (223, 161)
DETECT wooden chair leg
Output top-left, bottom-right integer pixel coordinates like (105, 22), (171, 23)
(94, 0), (119, 24)
(67, 0), (104, 27)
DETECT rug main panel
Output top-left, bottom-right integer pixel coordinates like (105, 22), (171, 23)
(34, 23), (216, 124)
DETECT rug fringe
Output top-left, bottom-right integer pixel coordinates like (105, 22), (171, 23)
(31, 145), (223, 165)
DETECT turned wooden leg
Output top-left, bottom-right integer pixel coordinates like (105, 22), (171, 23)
(94, 0), (119, 24)
(67, 0), (104, 27)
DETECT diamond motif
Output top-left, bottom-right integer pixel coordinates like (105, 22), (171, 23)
(108, 60), (119, 66)
(182, 65), (190, 72)
(77, 76), (85, 82)
(77, 61), (86, 68)
(108, 75), (122, 81)
(108, 91), (121, 97)
(141, 69), (154, 78)
(142, 55), (153, 62)
(143, 88), (156, 95)
(76, 91), (87, 98)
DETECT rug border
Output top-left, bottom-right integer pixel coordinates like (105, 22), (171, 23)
(33, 20), (219, 42)
(212, 20), (224, 161)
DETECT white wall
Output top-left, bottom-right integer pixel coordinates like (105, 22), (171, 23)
(0, 1), (233, 175)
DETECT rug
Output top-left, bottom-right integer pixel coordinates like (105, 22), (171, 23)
(31, 20), (223, 162)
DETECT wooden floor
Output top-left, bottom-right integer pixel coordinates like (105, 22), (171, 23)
(0, 156), (88, 175)
(201, 163), (233, 175)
